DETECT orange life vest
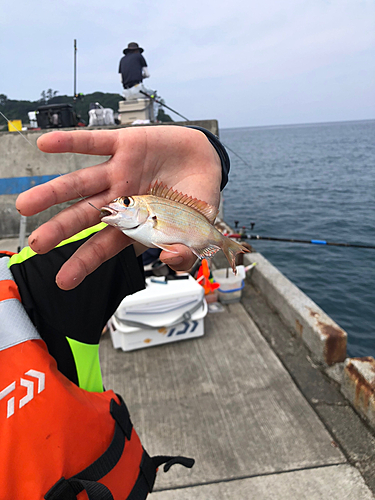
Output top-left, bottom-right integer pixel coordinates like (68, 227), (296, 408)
(0, 257), (193, 499)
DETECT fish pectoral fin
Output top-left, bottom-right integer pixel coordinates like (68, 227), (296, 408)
(191, 245), (221, 260)
(153, 242), (180, 254)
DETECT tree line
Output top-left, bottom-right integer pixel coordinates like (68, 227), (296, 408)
(0, 89), (173, 128)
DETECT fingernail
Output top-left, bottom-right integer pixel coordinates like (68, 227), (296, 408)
(29, 234), (36, 247)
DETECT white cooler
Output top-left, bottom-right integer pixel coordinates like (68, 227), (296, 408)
(108, 275), (207, 351)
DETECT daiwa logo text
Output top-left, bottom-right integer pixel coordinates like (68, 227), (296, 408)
(0, 370), (45, 418)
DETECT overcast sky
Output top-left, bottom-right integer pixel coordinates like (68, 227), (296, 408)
(1, 0), (374, 128)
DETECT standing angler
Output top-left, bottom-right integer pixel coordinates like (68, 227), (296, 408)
(101, 181), (249, 273)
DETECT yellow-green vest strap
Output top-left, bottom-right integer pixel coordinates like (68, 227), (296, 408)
(66, 337), (103, 393)
(8, 223), (106, 267)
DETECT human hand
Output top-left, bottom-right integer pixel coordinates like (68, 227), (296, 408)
(16, 126), (222, 290)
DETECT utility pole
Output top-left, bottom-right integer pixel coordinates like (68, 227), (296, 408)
(73, 39), (77, 102)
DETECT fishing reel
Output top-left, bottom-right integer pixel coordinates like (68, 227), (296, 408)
(231, 221), (256, 255)
(234, 220), (255, 238)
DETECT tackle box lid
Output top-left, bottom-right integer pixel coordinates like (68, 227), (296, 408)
(114, 274), (204, 321)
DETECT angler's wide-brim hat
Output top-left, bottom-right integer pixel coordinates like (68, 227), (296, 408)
(123, 42), (144, 54)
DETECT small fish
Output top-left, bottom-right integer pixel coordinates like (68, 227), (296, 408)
(100, 181), (249, 273)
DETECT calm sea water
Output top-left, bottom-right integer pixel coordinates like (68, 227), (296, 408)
(221, 120), (375, 358)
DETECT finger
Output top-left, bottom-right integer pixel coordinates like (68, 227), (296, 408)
(55, 226), (132, 290)
(37, 129), (120, 155)
(159, 245), (198, 272)
(27, 192), (113, 253)
(16, 162), (112, 216)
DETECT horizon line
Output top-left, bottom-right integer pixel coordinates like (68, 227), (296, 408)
(221, 118), (375, 131)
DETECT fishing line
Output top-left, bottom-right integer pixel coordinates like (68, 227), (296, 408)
(228, 233), (375, 250)
(220, 144), (251, 168)
(140, 91), (252, 168)
(0, 111), (34, 147)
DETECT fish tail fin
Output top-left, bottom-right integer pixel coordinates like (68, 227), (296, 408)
(222, 237), (250, 274)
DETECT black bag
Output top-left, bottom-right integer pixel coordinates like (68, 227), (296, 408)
(36, 103), (77, 129)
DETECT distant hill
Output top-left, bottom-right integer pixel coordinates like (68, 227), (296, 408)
(0, 91), (173, 128)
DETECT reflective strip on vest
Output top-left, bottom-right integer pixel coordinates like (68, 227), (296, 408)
(0, 257), (41, 352)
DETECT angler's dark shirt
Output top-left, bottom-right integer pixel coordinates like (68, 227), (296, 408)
(2, 224), (145, 389)
(119, 52), (147, 88)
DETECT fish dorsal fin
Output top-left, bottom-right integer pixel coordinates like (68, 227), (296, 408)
(147, 181), (219, 224)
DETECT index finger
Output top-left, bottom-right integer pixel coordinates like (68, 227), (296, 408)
(37, 129), (120, 156)
(16, 162), (112, 216)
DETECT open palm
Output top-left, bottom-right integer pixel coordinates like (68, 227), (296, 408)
(16, 126), (222, 290)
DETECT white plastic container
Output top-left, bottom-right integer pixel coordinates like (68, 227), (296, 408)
(118, 98), (154, 124)
(212, 265), (246, 304)
(108, 275), (207, 351)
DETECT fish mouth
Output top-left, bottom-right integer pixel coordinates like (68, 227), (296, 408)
(100, 207), (117, 218)
(100, 206), (141, 230)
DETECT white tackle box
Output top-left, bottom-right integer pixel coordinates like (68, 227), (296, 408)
(108, 275), (207, 351)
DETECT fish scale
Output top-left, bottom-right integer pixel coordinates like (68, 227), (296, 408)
(145, 197), (214, 237)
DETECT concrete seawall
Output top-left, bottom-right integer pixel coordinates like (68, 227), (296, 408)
(243, 252), (347, 366)
(241, 251), (375, 430)
(0, 120), (218, 238)
(0, 129), (109, 237)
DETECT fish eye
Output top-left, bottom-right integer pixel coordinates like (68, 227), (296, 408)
(122, 196), (134, 207)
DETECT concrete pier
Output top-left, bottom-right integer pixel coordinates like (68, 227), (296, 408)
(99, 270), (375, 498)
(1, 236), (374, 498)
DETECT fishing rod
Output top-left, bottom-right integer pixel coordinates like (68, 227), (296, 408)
(227, 232), (375, 250)
(140, 90), (252, 168)
(140, 90), (189, 121)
